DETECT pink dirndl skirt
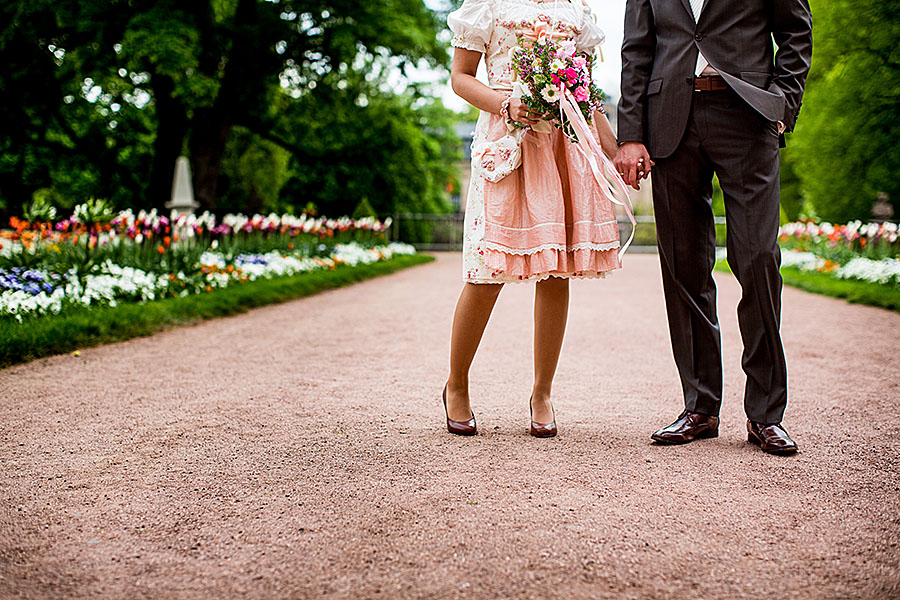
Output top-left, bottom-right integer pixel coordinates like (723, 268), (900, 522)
(461, 110), (622, 284)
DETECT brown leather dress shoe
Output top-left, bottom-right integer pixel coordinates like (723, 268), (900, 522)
(443, 386), (477, 436)
(747, 420), (798, 455)
(529, 397), (557, 438)
(651, 411), (719, 445)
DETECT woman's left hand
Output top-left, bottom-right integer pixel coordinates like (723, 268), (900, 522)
(507, 97), (544, 125)
(604, 146), (618, 164)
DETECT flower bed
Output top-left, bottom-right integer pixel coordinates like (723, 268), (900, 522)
(0, 253), (433, 368)
(1, 204), (413, 321)
(779, 220), (900, 260)
(777, 220), (900, 288)
(780, 251), (900, 287)
(1, 242), (415, 321)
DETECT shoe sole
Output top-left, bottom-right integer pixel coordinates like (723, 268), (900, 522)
(651, 429), (718, 445)
(447, 428), (477, 436)
(747, 433), (798, 455)
(529, 430), (558, 438)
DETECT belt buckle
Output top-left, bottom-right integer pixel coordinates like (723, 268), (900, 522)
(694, 75), (721, 92)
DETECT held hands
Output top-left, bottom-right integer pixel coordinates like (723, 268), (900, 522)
(613, 142), (655, 191)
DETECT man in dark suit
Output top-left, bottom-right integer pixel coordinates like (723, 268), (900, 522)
(614, 0), (813, 454)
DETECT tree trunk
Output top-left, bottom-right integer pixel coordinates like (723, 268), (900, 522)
(189, 110), (231, 213)
(147, 75), (189, 212)
(0, 148), (29, 222)
(187, 0), (262, 214)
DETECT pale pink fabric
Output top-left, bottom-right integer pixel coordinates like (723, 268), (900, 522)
(481, 113), (621, 279)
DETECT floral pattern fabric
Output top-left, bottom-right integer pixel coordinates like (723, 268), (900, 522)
(448, 0), (604, 92)
(450, 0), (619, 285)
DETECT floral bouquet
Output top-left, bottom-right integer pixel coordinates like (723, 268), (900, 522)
(509, 24), (606, 143)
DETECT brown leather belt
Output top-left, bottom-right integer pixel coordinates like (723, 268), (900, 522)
(694, 75), (729, 92)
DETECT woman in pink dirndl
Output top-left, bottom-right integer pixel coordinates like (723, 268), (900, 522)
(443, 0), (630, 437)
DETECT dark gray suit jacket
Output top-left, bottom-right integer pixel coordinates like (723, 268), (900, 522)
(617, 0), (813, 158)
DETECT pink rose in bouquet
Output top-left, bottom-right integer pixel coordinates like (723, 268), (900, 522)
(557, 40), (577, 59)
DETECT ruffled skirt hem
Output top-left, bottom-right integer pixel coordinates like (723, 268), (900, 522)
(471, 245), (620, 284)
(466, 269), (614, 284)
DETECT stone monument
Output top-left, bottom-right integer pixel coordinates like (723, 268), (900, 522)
(165, 157), (200, 217)
(871, 192), (894, 223)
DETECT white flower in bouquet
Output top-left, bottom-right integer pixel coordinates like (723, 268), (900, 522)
(550, 58), (565, 72)
(541, 86), (561, 103)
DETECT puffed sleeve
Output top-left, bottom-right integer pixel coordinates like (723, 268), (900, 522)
(575, 2), (606, 52)
(447, 0), (494, 54)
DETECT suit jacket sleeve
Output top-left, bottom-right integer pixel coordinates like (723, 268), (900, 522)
(769, 0), (813, 132)
(617, 0), (656, 144)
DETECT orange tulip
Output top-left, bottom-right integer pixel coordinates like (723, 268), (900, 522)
(157, 245), (165, 254)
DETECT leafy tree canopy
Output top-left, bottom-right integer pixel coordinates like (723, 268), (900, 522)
(0, 0), (460, 219)
(789, 0), (900, 222)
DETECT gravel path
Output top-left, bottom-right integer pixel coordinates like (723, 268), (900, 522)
(1, 253), (898, 599)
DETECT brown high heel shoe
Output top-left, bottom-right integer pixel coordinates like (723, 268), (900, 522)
(529, 396), (557, 438)
(443, 385), (477, 436)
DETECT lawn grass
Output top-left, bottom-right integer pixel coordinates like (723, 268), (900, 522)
(714, 260), (900, 314)
(0, 253), (434, 368)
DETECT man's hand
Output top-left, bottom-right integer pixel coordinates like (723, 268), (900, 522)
(613, 142), (654, 190)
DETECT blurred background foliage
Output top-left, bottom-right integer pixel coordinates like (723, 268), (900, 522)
(1, 0), (898, 225)
(0, 0), (459, 220)
(782, 0), (900, 223)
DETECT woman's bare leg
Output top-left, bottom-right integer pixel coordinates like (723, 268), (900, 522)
(446, 282), (504, 421)
(532, 276), (570, 423)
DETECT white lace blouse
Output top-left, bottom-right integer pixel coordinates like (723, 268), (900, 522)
(448, 0), (605, 91)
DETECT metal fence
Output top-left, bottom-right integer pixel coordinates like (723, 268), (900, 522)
(393, 213), (728, 251)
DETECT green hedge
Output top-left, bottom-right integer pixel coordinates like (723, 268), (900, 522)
(779, 267), (900, 313)
(714, 260), (900, 314)
(0, 254), (434, 368)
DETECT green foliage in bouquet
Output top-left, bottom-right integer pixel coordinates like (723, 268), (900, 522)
(510, 34), (606, 142)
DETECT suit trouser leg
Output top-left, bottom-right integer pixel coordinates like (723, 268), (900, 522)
(651, 104), (723, 416)
(699, 91), (788, 425)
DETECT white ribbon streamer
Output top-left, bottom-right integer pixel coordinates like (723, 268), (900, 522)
(558, 85), (636, 263)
